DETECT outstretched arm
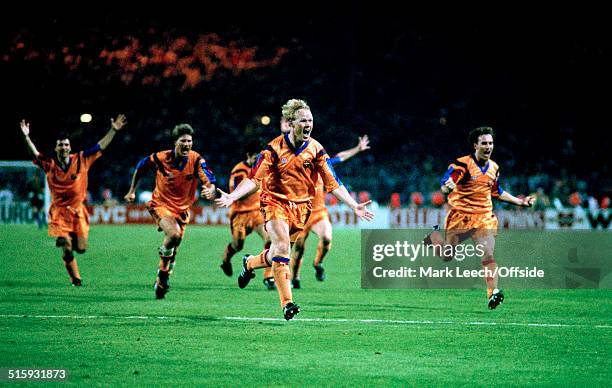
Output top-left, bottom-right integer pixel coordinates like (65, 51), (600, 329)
(20, 120), (40, 158)
(124, 156), (150, 202)
(314, 146), (373, 220)
(331, 185), (374, 221)
(498, 191), (535, 207)
(215, 178), (258, 208)
(98, 114), (127, 150)
(334, 135), (370, 163)
(216, 148), (271, 206)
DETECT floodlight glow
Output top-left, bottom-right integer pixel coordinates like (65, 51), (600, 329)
(80, 113), (93, 123)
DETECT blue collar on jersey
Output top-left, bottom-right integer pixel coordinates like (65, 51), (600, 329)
(284, 133), (309, 156)
(471, 153), (489, 174)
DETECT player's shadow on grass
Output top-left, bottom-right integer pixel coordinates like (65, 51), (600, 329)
(2, 292), (158, 303)
(1, 280), (66, 288)
(1, 280), (156, 289)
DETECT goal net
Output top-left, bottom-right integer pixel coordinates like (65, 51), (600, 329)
(0, 161), (50, 225)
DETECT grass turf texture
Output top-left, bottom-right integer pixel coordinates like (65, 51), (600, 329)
(1, 225), (610, 386)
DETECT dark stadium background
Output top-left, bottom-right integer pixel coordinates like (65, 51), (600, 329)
(2, 9), (610, 207)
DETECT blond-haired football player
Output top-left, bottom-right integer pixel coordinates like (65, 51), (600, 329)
(216, 99), (374, 320)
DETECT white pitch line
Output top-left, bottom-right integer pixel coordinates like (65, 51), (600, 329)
(226, 317), (605, 329)
(0, 314), (609, 329)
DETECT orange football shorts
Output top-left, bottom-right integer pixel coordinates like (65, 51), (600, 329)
(48, 204), (90, 238)
(260, 195), (312, 243)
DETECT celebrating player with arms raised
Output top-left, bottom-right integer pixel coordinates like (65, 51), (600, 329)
(20, 115), (127, 286)
(216, 99), (374, 320)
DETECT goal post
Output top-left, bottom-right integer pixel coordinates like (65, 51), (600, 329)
(0, 160), (50, 225)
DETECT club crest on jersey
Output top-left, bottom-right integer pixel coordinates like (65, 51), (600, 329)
(168, 172), (174, 179)
(281, 157), (288, 164)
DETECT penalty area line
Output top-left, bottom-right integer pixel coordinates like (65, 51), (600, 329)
(1, 314), (606, 329)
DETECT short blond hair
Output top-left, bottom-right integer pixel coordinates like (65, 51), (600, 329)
(281, 99), (310, 121)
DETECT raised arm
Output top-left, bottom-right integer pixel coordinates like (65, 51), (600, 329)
(98, 114), (127, 150)
(20, 120), (40, 158)
(334, 135), (370, 163)
(124, 156), (151, 203)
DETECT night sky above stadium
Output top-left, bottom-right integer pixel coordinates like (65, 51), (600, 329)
(1, 8), (610, 194)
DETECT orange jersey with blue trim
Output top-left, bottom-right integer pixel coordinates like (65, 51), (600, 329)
(249, 134), (342, 203)
(311, 155), (341, 212)
(137, 150), (216, 214)
(229, 160), (260, 213)
(442, 154), (502, 214)
(33, 145), (102, 208)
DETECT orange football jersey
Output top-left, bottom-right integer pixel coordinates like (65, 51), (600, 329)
(141, 150), (215, 214)
(34, 146), (102, 208)
(442, 154), (502, 214)
(249, 134), (341, 203)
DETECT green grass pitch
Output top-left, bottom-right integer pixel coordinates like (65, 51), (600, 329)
(1, 224), (610, 386)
